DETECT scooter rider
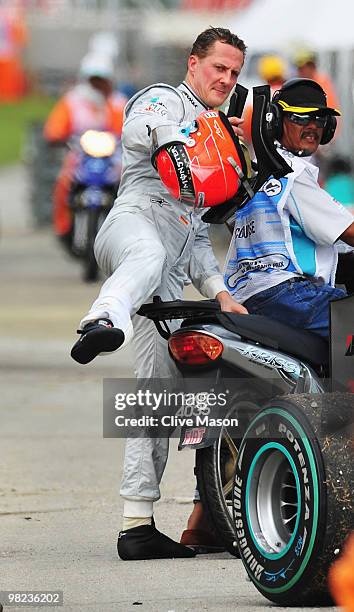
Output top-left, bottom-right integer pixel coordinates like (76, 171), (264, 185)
(225, 78), (354, 337)
(71, 27), (248, 559)
(44, 53), (124, 249)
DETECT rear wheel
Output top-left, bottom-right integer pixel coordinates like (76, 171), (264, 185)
(233, 393), (354, 606)
(196, 389), (263, 556)
(83, 208), (100, 282)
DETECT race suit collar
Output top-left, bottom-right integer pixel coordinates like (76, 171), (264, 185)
(179, 81), (210, 110)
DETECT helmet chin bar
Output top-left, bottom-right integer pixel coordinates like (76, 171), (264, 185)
(202, 84), (293, 224)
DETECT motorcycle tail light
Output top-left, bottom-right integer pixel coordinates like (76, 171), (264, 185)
(169, 332), (223, 365)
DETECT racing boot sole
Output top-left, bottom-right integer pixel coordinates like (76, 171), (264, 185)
(71, 319), (125, 364)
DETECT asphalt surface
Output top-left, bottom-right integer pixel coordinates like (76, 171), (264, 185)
(0, 165), (337, 611)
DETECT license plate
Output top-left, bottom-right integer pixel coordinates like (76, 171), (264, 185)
(182, 427), (206, 446)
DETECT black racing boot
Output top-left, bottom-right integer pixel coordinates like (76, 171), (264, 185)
(117, 524), (197, 560)
(71, 319), (124, 364)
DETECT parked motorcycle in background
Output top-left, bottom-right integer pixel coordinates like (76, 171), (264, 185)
(69, 130), (121, 282)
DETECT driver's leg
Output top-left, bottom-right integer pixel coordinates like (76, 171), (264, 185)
(71, 208), (167, 363)
(118, 313), (195, 560)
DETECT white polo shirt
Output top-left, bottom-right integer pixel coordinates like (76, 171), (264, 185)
(224, 148), (354, 303)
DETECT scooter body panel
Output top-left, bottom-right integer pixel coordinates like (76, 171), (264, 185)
(175, 322), (325, 451)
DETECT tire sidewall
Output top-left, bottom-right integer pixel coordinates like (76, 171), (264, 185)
(233, 401), (326, 601)
(196, 391), (262, 555)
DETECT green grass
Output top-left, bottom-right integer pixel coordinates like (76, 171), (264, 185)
(0, 94), (56, 166)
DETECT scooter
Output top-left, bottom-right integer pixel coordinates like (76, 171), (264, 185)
(138, 293), (353, 606)
(69, 129), (121, 281)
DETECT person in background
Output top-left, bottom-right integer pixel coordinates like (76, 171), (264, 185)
(293, 48), (339, 114)
(43, 53), (124, 250)
(87, 31), (129, 115)
(110, 87), (129, 117)
(242, 54), (287, 147)
(0, 3), (28, 101)
(116, 81), (137, 100)
(293, 48), (341, 182)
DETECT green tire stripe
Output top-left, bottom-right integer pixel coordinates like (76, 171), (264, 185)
(245, 442), (301, 559)
(239, 407), (319, 594)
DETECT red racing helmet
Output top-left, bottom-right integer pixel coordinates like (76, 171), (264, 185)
(151, 110), (249, 208)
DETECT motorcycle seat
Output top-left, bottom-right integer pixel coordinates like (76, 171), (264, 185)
(217, 312), (329, 369)
(138, 298), (328, 369)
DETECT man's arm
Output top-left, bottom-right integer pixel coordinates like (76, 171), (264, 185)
(216, 290), (248, 314)
(188, 221), (248, 314)
(339, 221), (354, 247)
(288, 168), (354, 245)
(43, 98), (72, 144)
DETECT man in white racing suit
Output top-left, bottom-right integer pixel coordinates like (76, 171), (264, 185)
(71, 27), (248, 560)
(225, 78), (354, 336)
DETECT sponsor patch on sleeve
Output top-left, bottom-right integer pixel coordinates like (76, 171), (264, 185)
(135, 97), (168, 117)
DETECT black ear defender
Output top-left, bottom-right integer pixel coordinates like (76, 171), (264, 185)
(265, 78), (338, 145)
(319, 115), (337, 145)
(265, 98), (283, 142)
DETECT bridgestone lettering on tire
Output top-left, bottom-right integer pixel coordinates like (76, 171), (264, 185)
(196, 389), (262, 556)
(233, 393), (353, 606)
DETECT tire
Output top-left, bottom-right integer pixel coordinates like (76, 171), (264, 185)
(233, 393), (354, 606)
(196, 388), (263, 556)
(83, 209), (100, 282)
(72, 210), (88, 256)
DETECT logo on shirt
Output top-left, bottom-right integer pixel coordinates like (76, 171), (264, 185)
(140, 97), (168, 117)
(262, 178), (282, 197)
(280, 149), (295, 163)
(226, 253), (290, 289)
(235, 220), (255, 239)
(181, 89), (198, 109)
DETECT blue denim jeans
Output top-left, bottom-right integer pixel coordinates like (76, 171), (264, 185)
(244, 278), (346, 338)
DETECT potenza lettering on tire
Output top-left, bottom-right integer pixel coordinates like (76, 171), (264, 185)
(233, 406), (321, 600)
